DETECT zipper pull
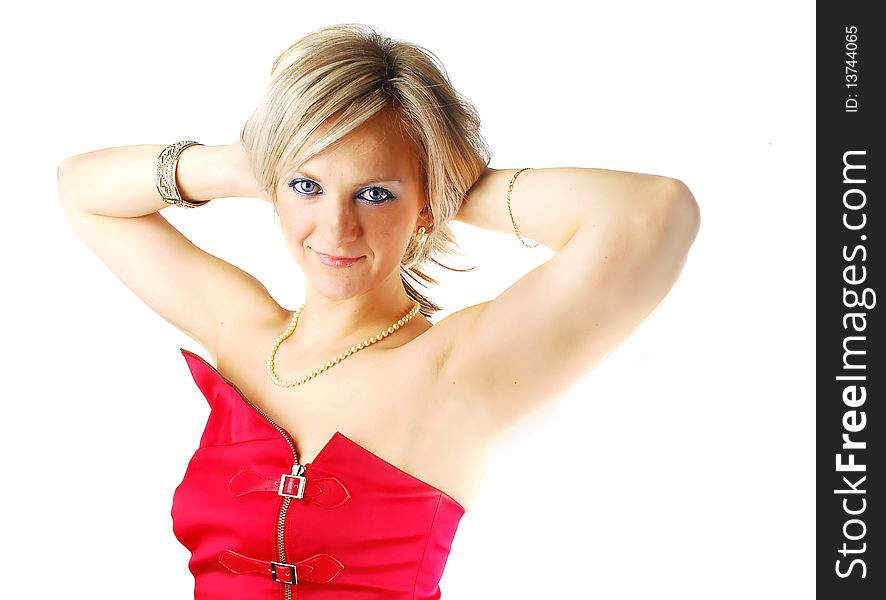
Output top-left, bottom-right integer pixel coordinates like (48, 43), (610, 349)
(293, 462), (306, 477)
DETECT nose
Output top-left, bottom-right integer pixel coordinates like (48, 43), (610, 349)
(318, 193), (360, 245)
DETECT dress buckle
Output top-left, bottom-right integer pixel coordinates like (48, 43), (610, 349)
(278, 472), (307, 499)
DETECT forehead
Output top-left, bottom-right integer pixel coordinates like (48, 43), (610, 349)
(288, 110), (420, 182)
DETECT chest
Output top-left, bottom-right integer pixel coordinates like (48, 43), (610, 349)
(215, 329), (487, 511)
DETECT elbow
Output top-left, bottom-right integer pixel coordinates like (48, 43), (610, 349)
(57, 156), (87, 209)
(57, 157), (75, 205)
(658, 177), (700, 247)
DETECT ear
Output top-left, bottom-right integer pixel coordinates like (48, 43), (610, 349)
(418, 205), (434, 231)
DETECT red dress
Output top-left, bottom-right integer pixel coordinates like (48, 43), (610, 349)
(172, 349), (466, 600)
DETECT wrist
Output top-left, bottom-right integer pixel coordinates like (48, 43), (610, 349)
(224, 141), (272, 201)
(175, 143), (234, 202)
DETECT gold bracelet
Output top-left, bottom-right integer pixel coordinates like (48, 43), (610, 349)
(156, 140), (211, 208)
(506, 167), (539, 248)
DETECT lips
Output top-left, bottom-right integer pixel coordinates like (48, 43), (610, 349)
(313, 249), (365, 268)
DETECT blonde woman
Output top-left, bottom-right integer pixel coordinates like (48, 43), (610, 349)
(57, 23), (699, 600)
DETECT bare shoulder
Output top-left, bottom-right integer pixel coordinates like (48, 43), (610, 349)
(416, 302), (490, 374)
(396, 302), (502, 460)
(215, 286), (287, 367)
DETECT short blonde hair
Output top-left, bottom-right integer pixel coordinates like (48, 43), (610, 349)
(240, 23), (491, 317)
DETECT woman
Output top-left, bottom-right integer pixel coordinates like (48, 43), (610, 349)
(57, 23), (699, 600)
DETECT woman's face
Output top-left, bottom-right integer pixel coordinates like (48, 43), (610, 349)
(274, 110), (429, 300)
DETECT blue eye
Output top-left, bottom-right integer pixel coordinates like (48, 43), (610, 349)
(358, 187), (395, 204)
(287, 178), (320, 195)
(286, 178), (395, 204)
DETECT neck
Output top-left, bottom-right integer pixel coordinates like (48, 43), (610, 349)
(287, 277), (421, 355)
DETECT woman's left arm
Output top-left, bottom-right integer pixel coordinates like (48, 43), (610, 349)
(434, 167), (700, 432)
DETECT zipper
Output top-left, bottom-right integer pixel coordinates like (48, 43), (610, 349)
(181, 349), (302, 600)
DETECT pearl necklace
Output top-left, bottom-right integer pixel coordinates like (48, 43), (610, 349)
(267, 299), (422, 388)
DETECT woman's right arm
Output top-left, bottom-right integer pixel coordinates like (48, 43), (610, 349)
(56, 143), (279, 365)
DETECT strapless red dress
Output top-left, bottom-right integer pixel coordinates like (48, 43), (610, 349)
(172, 349), (466, 600)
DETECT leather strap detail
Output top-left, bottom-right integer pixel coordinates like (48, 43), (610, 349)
(228, 468), (352, 508)
(218, 549), (344, 584)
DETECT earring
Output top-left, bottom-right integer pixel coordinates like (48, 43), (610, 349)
(415, 226), (427, 243)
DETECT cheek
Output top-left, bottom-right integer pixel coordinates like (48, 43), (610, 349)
(276, 204), (310, 240)
(368, 214), (413, 253)
(276, 220), (312, 262)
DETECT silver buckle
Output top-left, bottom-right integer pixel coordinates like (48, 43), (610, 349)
(278, 473), (307, 499)
(270, 560), (298, 584)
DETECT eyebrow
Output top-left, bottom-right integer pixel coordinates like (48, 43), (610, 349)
(291, 170), (403, 186)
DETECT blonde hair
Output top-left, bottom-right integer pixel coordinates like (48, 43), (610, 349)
(240, 23), (491, 317)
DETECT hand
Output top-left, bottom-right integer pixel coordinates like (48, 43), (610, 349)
(225, 140), (274, 203)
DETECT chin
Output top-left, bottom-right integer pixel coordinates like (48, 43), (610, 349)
(307, 262), (370, 295)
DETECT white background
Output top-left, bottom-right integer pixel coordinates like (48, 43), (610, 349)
(2, 1), (814, 598)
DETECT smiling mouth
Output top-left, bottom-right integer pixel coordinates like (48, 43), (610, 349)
(313, 249), (365, 267)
